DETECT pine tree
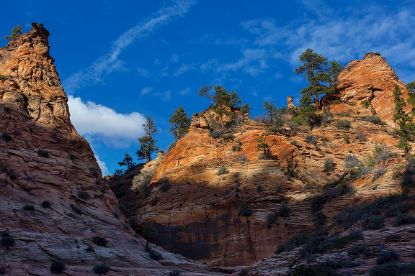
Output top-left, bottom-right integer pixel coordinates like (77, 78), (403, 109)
(137, 117), (158, 163)
(263, 101), (284, 133)
(406, 81), (415, 113)
(169, 107), (191, 140)
(393, 85), (415, 159)
(295, 49), (342, 109)
(5, 25), (22, 42)
(118, 153), (136, 171)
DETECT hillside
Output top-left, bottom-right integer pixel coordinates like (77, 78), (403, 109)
(110, 53), (415, 274)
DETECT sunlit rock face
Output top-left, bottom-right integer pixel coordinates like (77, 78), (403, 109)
(0, 23), (215, 276)
(111, 53), (415, 272)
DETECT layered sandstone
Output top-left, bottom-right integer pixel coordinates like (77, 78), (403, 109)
(111, 52), (415, 273)
(0, 24), (216, 275)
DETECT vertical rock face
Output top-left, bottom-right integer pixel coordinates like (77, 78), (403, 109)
(0, 24), (214, 275)
(336, 52), (411, 125)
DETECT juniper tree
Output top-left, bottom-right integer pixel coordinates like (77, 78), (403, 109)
(118, 153), (136, 171)
(199, 85), (242, 116)
(169, 107), (191, 140)
(295, 49), (342, 109)
(393, 85), (415, 159)
(137, 117), (158, 163)
(5, 25), (22, 42)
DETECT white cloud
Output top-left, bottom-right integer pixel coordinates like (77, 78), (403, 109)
(68, 96), (146, 147)
(95, 153), (110, 176)
(179, 87), (191, 95)
(63, 0), (198, 92)
(140, 86), (153, 95)
(240, 5), (415, 81)
(217, 48), (269, 76)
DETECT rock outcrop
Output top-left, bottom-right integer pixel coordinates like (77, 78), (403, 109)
(0, 24), (216, 275)
(111, 52), (415, 274)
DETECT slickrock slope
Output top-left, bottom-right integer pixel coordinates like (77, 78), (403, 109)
(111, 52), (415, 273)
(0, 24), (217, 275)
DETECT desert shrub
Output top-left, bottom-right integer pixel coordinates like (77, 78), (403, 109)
(23, 204), (35, 211)
(239, 203), (253, 217)
(132, 170), (153, 197)
(356, 130), (367, 142)
(160, 181), (171, 192)
(372, 167), (386, 181)
(1, 231), (15, 249)
(93, 264), (110, 274)
(342, 133), (350, 144)
(323, 159), (335, 173)
(377, 249), (400, 265)
(37, 149), (49, 158)
(278, 202), (290, 217)
(335, 119), (351, 129)
(92, 236), (107, 247)
(232, 142), (242, 152)
(276, 232), (310, 253)
(394, 213), (415, 226)
(41, 201), (51, 208)
(361, 99), (371, 108)
(305, 135), (317, 145)
(289, 264), (334, 276)
(50, 261), (65, 274)
(217, 166), (229, 175)
(257, 137), (274, 160)
(222, 133), (235, 142)
(363, 215), (384, 230)
(266, 212), (278, 226)
(237, 155), (248, 164)
(1, 133), (13, 142)
(209, 129), (223, 139)
(362, 115), (386, 126)
(0, 75), (9, 80)
(77, 191), (91, 200)
(367, 145), (394, 167)
(344, 153), (364, 172)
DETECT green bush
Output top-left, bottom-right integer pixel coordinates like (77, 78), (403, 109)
(5, 25), (23, 42)
(367, 145), (394, 167)
(222, 133), (235, 142)
(362, 116), (386, 125)
(217, 166), (229, 175)
(232, 144), (242, 152)
(323, 159), (335, 173)
(372, 167), (386, 181)
(335, 119), (351, 129)
(305, 135), (317, 145)
(356, 130), (367, 142)
(266, 212), (278, 226)
(278, 202), (290, 217)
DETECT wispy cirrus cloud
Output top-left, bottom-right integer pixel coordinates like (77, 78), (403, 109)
(63, 0), (198, 93)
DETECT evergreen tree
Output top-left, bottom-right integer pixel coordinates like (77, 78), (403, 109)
(199, 85), (244, 116)
(5, 25), (22, 42)
(263, 101), (284, 133)
(169, 107), (191, 140)
(295, 49), (342, 109)
(393, 85), (415, 159)
(118, 153), (136, 171)
(406, 81), (415, 113)
(137, 117), (158, 163)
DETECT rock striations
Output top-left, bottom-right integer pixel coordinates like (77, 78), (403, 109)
(0, 24), (216, 275)
(110, 50), (415, 274)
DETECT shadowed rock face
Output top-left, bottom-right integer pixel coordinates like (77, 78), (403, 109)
(0, 24), (216, 276)
(111, 52), (415, 271)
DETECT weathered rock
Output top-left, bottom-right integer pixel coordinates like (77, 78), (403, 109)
(0, 24), (217, 275)
(111, 52), (415, 273)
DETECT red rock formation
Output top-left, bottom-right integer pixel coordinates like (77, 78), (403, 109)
(112, 52), (415, 272)
(0, 24), (216, 275)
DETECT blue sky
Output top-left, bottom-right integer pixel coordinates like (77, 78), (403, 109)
(2, 0), (415, 175)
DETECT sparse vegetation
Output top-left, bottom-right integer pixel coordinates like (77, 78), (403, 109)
(355, 130), (367, 142)
(263, 101), (285, 133)
(232, 142), (242, 152)
(93, 263), (110, 274)
(92, 236), (107, 247)
(137, 117), (158, 163)
(362, 115), (386, 125)
(239, 203), (253, 217)
(323, 159), (335, 173)
(37, 149), (49, 158)
(160, 181), (171, 192)
(266, 212), (278, 227)
(256, 137), (274, 160)
(169, 107), (191, 140)
(1, 231), (15, 249)
(305, 135), (317, 145)
(118, 153), (136, 172)
(5, 25), (23, 42)
(217, 166), (229, 175)
(50, 260), (65, 274)
(335, 119), (351, 129)
(367, 145), (394, 167)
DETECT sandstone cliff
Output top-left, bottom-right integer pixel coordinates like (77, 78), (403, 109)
(111, 52), (415, 274)
(0, 24), (217, 275)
